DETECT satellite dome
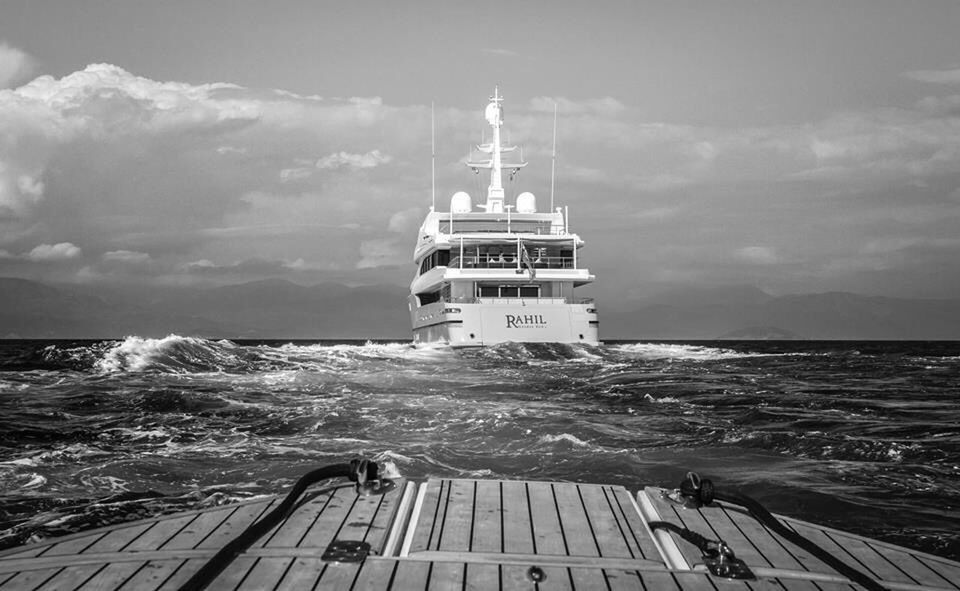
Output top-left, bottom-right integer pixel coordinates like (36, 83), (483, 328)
(451, 191), (472, 213)
(516, 192), (536, 213)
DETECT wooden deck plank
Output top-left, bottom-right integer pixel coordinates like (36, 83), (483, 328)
(553, 484), (599, 558)
(634, 570), (681, 590)
(656, 503), (713, 568)
(463, 562), (498, 591)
(193, 555), (256, 590)
(0, 546), (48, 560)
(273, 557), (326, 591)
(784, 519), (863, 578)
(685, 505), (770, 569)
(194, 499), (275, 550)
(0, 567), (61, 590)
(526, 482), (567, 556)
(823, 531), (918, 585)
(425, 561), (464, 591)
(504, 564), (574, 590)
(122, 515), (198, 552)
(31, 563), (104, 590)
(236, 556), (293, 590)
(349, 558), (396, 591)
(615, 489), (663, 562)
(717, 504), (806, 571)
(75, 561), (145, 591)
(158, 507), (237, 551)
(437, 480), (474, 552)
(40, 533), (107, 558)
(295, 487), (359, 551)
(869, 542), (958, 587)
(261, 493), (335, 548)
(337, 489), (395, 551)
(314, 562), (363, 590)
(152, 558), (205, 591)
(470, 481), (501, 554)
(578, 485), (632, 559)
(388, 560), (430, 590)
(405, 480), (444, 554)
(80, 523), (156, 554)
(105, 559), (182, 591)
(915, 555), (960, 590)
(604, 568), (647, 591)
(500, 481), (534, 555)
(364, 481), (407, 554)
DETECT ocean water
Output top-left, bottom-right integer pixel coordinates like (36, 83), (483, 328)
(0, 337), (958, 562)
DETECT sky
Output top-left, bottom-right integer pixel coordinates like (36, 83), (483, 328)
(2, 0), (960, 304)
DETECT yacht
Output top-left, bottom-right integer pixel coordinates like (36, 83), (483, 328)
(409, 88), (599, 346)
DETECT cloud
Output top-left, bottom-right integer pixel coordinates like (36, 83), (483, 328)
(0, 43), (34, 89)
(904, 67), (960, 84)
(316, 149), (392, 170)
(735, 246), (780, 265)
(529, 96), (626, 116)
(481, 48), (519, 57)
(102, 250), (151, 264)
(26, 242), (81, 262)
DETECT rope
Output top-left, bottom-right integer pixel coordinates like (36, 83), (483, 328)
(713, 490), (888, 591)
(179, 460), (377, 591)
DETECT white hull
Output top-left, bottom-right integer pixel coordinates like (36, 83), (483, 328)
(411, 299), (599, 347)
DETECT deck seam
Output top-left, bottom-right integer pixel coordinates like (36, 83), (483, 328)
(864, 537), (924, 585)
(524, 482), (537, 555)
(575, 484), (604, 558)
(271, 557), (297, 591)
(190, 504), (242, 550)
(309, 562), (329, 591)
(112, 561), (149, 591)
(713, 504), (776, 569)
(551, 483), (571, 556)
(157, 513), (202, 551)
(430, 479), (448, 551)
(821, 527), (884, 581)
(293, 494), (333, 549)
(914, 555), (960, 590)
(602, 486), (637, 560)
(498, 482), (504, 555)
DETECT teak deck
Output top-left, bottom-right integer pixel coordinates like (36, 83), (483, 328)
(1, 478), (958, 590)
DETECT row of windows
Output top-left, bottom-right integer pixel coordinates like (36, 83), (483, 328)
(478, 285), (540, 298)
(418, 250), (450, 275)
(417, 283), (541, 305)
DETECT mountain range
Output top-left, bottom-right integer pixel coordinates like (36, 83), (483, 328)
(1, 278), (958, 340)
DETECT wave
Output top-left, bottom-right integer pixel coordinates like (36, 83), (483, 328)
(612, 342), (791, 361)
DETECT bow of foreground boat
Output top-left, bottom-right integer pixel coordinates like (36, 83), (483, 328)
(1, 461), (958, 590)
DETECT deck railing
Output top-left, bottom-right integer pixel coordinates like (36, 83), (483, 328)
(444, 296), (594, 305)
(448, 256), (575, 270)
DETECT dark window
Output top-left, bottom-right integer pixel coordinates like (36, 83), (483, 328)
(418, 291), (440, 305)
(519, 286), (539, 298)
(479, 286), (498, 297)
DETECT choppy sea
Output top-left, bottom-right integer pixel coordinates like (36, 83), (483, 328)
(0, 337), (958, 562)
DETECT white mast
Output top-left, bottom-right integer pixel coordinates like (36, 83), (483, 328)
(485, 86), (505, 213)
(431, 102), (436, 212)
(550, 101), (557, 212)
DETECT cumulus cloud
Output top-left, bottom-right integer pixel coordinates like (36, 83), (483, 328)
(316, 149), (392, 170)
(0, 43), (34, 89)
(26, 242), (81, 262)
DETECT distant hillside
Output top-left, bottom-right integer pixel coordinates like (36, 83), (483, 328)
(3, 278), (959, 340)
(602, 288), (960, 340)
(0, 277), (410, 339)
